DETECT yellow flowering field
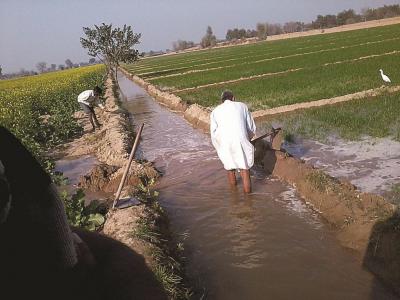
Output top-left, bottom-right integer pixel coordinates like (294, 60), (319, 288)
(0, 65), (105, 164)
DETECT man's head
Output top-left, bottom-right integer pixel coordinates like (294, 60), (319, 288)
(93, 86), (102, 96)
(221, 90), (234, 102)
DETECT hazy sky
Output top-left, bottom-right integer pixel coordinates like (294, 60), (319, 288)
(1, 0), (398, 73)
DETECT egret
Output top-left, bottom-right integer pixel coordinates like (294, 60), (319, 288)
(379, 69), (391, 83)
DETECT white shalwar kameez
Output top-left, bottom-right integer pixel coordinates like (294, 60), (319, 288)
(210, 100), (256, 170)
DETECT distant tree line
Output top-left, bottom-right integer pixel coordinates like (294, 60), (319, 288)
(312, 5), (400, 28)
(167, 4), (400, 53)
(35, 58), (98, 74)
(224, 4), (400, 42)
(172, 40), (195, 51)
(0, 58), (99, 80)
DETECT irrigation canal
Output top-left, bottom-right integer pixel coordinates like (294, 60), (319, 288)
(118, 73), (397, 300)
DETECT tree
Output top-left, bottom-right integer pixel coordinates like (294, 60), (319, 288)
(337, 9), (359, 26)
(256, 23), (268, 40)
(65, 59), (73, 68)
(0, 65), (2, 78)
(172, 40), (195, 51)
(81, 23), (141, 79)
(58, 64), (65, 70)
(89, 58), (96, 64)
(50, 64), (57, 71)
(200, 26), (217, 48)
(36, 62), (47, 73)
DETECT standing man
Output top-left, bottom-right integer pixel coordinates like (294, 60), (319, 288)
(210, 90), (256, 193)
(78, 86), (105, 132)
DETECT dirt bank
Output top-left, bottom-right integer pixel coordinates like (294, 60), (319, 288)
(54, 73), (189, 299)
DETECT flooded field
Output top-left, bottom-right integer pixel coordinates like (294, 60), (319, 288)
(283, 137), (400, 196)
(118, 73), (398, 299)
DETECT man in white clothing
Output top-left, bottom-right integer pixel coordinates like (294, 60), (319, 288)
(77, 86), (105, 132)
(210, 90), (256, 193)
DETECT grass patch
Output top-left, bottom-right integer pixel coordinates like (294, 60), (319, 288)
(306, 170), (339, 194)
(128, 23), (399, 75)
(124, 23), (400, 110)
(131, 184), (191, 299)
(385, 183), (400, 206)
(260, 91), (400, 142)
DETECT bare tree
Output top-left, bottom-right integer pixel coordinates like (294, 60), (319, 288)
(256, 23), (268, 40)
(65, 59), (73, 69)
(200, 26), (217, 48)
(172, 40), (195, 51)
(36, 62), (47, 73)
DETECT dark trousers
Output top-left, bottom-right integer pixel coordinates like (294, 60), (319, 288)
(79, 103), (100, 129)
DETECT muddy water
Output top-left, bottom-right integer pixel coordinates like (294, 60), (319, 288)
(55, 155), (110, 202)
(118, 73), (397, 300)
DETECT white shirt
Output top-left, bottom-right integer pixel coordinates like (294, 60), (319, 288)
(210, 100), (256, 170)
(77, 90), (104, 109)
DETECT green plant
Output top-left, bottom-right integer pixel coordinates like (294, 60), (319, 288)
(61, 189), (106, 231)
(131, 194), (191, 299)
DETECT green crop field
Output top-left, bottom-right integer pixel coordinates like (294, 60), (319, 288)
(260, 91), (400, 142)
(0, 65), (105, 163)
(124, 23), (400, 110)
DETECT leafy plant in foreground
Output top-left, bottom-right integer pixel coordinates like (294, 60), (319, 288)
(61, 189), (106, 231)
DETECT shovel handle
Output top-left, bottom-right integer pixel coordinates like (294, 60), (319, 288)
(112, 123), (144, 209)
(251, 127), (281, 145)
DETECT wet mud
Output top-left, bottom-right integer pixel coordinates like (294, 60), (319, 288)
(55, 155), (111, 202)
(118, 72), (399, 299)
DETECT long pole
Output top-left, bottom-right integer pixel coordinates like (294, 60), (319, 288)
(112, 123), (144, 209)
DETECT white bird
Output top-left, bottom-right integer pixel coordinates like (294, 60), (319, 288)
(379, 69), (391, 83)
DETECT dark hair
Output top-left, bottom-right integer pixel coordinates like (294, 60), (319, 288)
(93, 86), (102, 95)
(221, 90), (234, 102)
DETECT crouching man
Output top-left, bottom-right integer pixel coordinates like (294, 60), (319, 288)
(78, 86), (105, 132)
(210, 90), (256, 193)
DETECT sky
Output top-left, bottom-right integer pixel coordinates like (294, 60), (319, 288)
(1, 0), (399, 73)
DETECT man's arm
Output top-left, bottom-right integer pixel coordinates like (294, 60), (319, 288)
(245, 106), (256, 139)
(95, 96), (106, 110)
(210, 111), (219, 148)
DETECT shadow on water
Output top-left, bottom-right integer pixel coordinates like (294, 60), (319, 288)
(117, 72), (399, 300)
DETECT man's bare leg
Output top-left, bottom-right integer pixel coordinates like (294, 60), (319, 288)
(240, 169), (251, 193)
(227, 170), (237, 187)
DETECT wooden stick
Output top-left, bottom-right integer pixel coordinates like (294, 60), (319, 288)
(251, 127), (281, 144)
(112, 123), (144, 209)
